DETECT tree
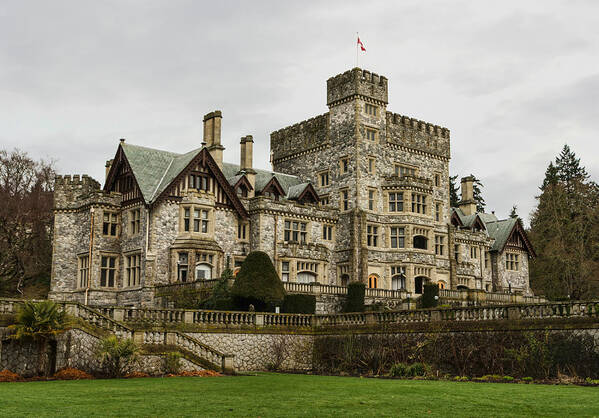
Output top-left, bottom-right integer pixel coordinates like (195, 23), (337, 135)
(9, 300), (69, 375)
(231, 251), (286, 311)
(471, 176), (486, 213)
(449, 175), (460, 207)
(529, 145), (599, 300)
(0, 149), (55, 297)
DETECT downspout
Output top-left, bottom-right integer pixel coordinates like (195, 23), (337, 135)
(85, 207), (95, 305)
(273, 214), (278, 273)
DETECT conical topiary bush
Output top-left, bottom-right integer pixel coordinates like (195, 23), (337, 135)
(231, 251), (286, 312)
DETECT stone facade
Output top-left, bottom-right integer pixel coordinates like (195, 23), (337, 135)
(49, 67), (536, 309)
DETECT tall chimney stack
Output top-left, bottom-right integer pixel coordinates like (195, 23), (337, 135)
(105, 159), (113, 182)
(203, 110), (224, 168)
(458, 175), (477, 215)
(240, 135), (256, 197)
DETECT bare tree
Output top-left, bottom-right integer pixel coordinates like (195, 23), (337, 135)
(0, 149), (55, 296)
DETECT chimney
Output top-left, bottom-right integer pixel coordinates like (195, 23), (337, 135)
(458, 175), (477, 215)
(240, 135), (256, 197)
(105, 159), (113, 182)
(203, 110), (224, 168)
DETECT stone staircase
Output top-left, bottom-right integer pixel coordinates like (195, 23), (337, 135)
(0, 299), (235, 373)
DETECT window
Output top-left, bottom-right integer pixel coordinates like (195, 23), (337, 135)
(178, 253), (188, 282)
(284, 220), (307, 244)
(183, 206), (211, 234)
(367, 225), (379, 247)
(411, 193), (427, 214)
(100, 256), (116, 287)
(506, 253), (519, 271)
(319, 171), (330, 187)
(237, 221), (248, 241)
(454, 244), (460, 262)
(297, 261), (318, 283)
(388, 192), (404, 212)
(435, 203), (441, 222)
(391, 266), (406, 290)
(322, 224), (333, 241)
(390, 226), (405, 249)
(413, 235), (427, 250)
(189, 173), (210, 192)
(125, 254), (141, 287)
(320, 195), (330, 206)
(368, 189), (376, 211)
(195, 263), (212, 280)
(438, 281), (446, 289)
(233, 259), (244, 277)
(470, 246), (478, 259)
(434, 173), (440, 187)
(130, 208), (141, 235)
(365, 128), (377, 141)
(102, 212), (118, 236)
(368, 158), (375, 174)
(340, 189), (350, 211)
(281, 261), (290, 282)
(485, 251), (490, 269)
(365, 103), (377, 115)
(395, 165), (416, 177)
(78, 255), (89, 288)
(340, 158), (349, 174)
(435, 235), (445, 255)
(368, 274), (378, 289)
(339, 265), (350, 286)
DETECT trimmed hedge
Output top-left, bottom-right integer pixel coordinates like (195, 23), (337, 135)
(345, 281), (365, 313)
(231, 251), (286, 312)
(282, 294), (316, 314)
(421, 283), (439, 308)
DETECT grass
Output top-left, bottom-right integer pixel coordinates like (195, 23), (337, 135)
(1, 373), (598, 417)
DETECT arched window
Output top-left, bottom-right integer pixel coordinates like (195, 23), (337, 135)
(195, 263), (212, 280)
(413, 235), (428, 250)
(368, 274), (378, 289)
(340, 274), (350, 286)
(392, 274), (406, 291)
(437, 281), (446, 289)
(414, 276), (428, 294)
(297, 271), (317, 284)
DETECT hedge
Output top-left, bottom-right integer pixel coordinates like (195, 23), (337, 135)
(282, 294), (316, 314)
(345, 281), (365, 312)
(421, 283), (439, 308)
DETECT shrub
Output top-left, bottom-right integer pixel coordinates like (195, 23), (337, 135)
(53, 368), (93, 380)
(98, 336), (139, 378)
(0, 369), (23, 382)
(408, 362), (429, 377)
(164, 352), (182, 375)
(202, 270), (234, 311)
(421, 284), (439, 308)
(503, 376), (515, 382)
(522, 376), (533, 382)
(231, 251), (286, 311)
(344, 282), (365, 313)
(282, 294), (316, 314)
(389, 363), (410, 377)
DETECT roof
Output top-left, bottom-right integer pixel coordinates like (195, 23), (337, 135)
(222, 162), (306, 199)
(120, 143), (202, 203)
(484, 218), (518, 252)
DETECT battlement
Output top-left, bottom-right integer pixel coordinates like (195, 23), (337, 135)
(327, 68), (388, 106)
(385, 112), (451, 159)
(55, 174), (101, 189)
(270, 113), (329, 161)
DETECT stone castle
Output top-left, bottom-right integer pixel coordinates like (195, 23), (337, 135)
(49, 68), (536, 307)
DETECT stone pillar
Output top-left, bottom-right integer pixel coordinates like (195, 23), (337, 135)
(222, 355), (235, 374)
(133, 332), (145, 345)
(255, 313), (264, 327)
(165, 332), (177, 346)
(113, 308), (124, 322)
(184, 311), (194, 324)
(507, 307), (521, 320)
(364, 312), (377, 325)
(430, 310), (442, 322)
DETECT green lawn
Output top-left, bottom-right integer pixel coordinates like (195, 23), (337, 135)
(1, 373), (598, 417)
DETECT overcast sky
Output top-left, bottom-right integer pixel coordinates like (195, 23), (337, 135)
(1, 0), (598, 225)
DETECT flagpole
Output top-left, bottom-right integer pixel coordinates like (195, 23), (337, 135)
(356, 32), (359, 68)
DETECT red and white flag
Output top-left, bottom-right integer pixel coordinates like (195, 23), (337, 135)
(357, 36), (366, 51)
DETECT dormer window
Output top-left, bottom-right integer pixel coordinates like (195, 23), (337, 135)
(189, 172), (210, 192)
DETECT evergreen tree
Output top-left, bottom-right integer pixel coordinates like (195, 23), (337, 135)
(509, 205), (518, 219)
(449, 175), (460, 207)
(529, 145), (599, 300)
(471, 176), (486, 213)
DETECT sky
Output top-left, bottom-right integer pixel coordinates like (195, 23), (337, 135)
(1, 0), (598, 225)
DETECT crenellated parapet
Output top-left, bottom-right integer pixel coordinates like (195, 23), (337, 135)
(327, 68), (388, 106)
(385, 112), (451, 159)
(54, 174), (121, 210)
(270, 113), (329, 162)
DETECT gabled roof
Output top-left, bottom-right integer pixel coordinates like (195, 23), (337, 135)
(221, 162), (308, 200)
(287, 183), (319, 203)
(451, 208), (487, 231)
